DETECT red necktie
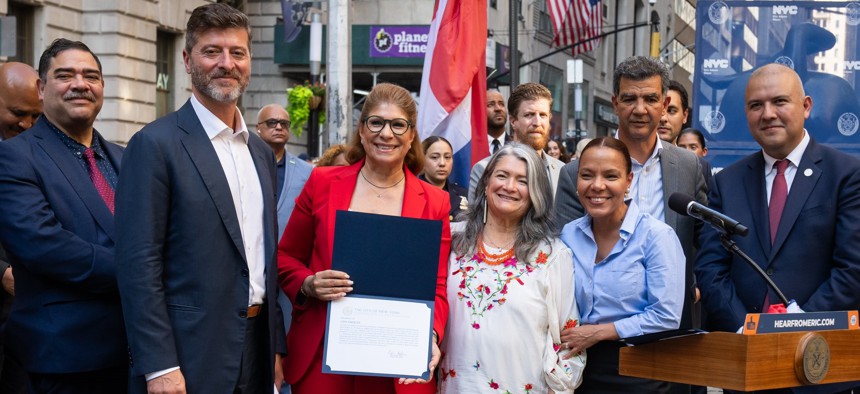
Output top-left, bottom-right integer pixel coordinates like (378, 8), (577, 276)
(83, 148), (115, 214)
(768, 159), (789, 245)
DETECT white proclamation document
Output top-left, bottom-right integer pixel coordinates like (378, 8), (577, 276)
(323, 295), (433, 378)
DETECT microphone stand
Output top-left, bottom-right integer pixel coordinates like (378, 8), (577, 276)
(719, 233), (790, 306)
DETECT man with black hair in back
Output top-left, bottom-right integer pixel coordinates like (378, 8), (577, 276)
(657, 80), (690, 144)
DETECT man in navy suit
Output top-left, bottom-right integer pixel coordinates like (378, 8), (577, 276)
(696, 64), (860, 393)
(116, 4), (283, 394)
(0, 39), (127, 393)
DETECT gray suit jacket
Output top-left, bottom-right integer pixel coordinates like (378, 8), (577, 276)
(555, 139), (707, 328)
(468, 153), (564, 202)
(276, 152), (313, 236)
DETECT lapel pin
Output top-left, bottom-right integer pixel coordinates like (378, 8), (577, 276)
(803, 168), (813, 177)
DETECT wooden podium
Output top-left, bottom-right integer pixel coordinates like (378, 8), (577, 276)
(618, 330), (860, 391)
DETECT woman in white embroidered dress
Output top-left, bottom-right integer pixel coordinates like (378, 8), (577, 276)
(439, 143), (586, 394)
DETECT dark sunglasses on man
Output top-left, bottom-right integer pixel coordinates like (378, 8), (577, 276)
(258, 118), (290, 129)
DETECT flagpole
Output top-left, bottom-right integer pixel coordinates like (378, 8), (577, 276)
(509, 0), (519, 87)
(489, 21), (654, 83)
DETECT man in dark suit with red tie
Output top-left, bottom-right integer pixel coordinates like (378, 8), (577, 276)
(0, 39), (127, 393)
(696, 63), (860, 393)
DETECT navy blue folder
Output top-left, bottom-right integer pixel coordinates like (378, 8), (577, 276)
(323, 210), (443, 379)
(330, 210), (442, 301)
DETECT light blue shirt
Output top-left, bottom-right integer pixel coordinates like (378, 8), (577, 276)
(560, 201), (684, 338)
(630, 141), (665, 221)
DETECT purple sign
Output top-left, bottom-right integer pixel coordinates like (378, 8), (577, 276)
(369, 26), (430, 58)
(498, 44), (510, 75)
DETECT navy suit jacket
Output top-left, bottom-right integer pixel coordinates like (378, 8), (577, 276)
(116, 100), (281, 393)
(696, 139), (860, 332)
(0, 119), (126, 373)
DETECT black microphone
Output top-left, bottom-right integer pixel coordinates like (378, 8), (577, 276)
(668, 193), (749, 237)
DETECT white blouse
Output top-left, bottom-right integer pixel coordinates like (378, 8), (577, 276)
(439, 233), (586, 394)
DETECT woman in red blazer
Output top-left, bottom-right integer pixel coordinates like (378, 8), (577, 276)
(278, 83), (451, 393)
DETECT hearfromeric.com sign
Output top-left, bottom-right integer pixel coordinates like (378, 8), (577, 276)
(369, 26), (430, 58)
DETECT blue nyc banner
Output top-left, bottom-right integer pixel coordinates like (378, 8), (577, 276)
(694, 1), (860, 169)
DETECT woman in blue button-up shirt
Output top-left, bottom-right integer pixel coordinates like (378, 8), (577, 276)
(558, 137), (685, 393)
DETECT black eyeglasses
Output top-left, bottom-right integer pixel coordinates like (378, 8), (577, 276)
(258, 119), (291, 129)
(362, 115), (412, 135)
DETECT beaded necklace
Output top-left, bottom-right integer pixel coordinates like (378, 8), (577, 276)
(477, 241), (515, 266)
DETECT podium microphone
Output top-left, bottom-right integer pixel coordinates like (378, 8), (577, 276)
(668, 193), (749, 237)
(668, 193), (791, 307)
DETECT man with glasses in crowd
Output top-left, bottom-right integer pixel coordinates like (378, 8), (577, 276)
(256, 103), (310, 393)
(256, 104), (313, 236)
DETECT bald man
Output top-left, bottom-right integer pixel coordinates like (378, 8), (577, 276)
(255, 104), (313, 236)
(696, 63), (860, 375)
(0, 62), (39, 394)
(0, 62), (41, 141)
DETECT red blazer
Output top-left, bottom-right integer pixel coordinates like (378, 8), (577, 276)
(277, 160), (452, 383)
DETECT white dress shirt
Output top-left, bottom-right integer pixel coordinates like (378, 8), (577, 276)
(763, 130), (810, 202)
(488, 133), (507, 154)
(146, 95), (268, 382)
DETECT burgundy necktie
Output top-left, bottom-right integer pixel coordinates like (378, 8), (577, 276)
(768, 159), (789, 245)
(83, 148), (115, 214)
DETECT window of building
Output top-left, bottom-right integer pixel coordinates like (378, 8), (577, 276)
(489, 0), (497, 9)
(155, 31), (175, 118)
(536, 1), (555, 39)
(539, 62), (564, 138)
(7, 2), (34, 65)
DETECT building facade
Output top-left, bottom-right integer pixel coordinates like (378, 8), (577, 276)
(1, 0), (683, 153)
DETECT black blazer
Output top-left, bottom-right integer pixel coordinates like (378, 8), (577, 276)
(418, 174), (468, 221)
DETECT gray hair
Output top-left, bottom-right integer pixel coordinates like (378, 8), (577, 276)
(453, 142), (557, 262)
(613, 55), (669, 96)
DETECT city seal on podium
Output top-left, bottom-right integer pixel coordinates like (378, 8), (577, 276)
(795, 333), (830, 385)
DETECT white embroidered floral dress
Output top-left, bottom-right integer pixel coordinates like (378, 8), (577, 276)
(439, 234), (586, 394)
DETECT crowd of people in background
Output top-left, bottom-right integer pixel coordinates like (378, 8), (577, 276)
(0, 3), (858, 394)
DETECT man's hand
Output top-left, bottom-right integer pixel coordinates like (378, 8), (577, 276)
(399, 340), (441, 385)
(274, 353), (285, 389)
(2, 267), (13, 296)
(147, 369), (186, 394)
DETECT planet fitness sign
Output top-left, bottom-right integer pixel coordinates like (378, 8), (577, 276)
(369, 26), (430, 58)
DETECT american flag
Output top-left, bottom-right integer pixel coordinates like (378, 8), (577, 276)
(547, 0), (603, 55)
